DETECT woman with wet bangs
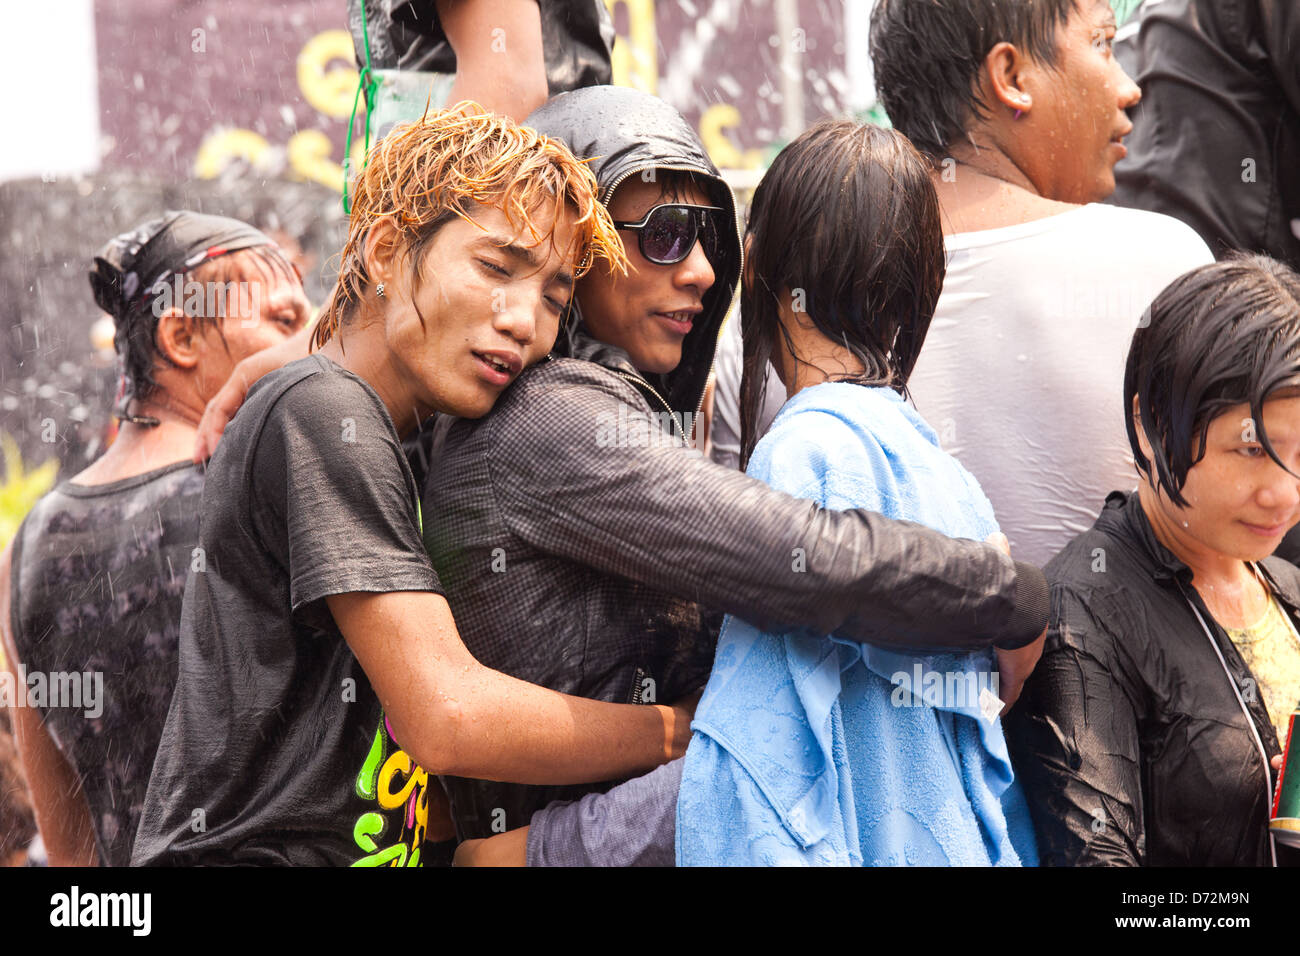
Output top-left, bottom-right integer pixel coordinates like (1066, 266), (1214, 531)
(1006, 256), (1300, 867)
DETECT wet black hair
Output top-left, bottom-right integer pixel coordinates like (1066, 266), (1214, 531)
(869, 0), (1078, 159)
(117, 244), (300, 406)
(738, 119), (945, 467)
(1125, 255), (1300, 508)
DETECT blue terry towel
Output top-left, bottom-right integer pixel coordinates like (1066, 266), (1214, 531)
(676, 383), (1039, 866)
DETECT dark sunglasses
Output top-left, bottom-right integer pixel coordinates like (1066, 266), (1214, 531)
(611, 203), (725, 266)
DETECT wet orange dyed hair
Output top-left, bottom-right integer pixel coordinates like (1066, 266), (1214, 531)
(313, 101), (627, 349)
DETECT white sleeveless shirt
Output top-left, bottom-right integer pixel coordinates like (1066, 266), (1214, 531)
(906, 204), (1213, 565)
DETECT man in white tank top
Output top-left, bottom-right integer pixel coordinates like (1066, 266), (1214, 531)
(712, 0), (1213, 566)
(907, 206), (1211, 565)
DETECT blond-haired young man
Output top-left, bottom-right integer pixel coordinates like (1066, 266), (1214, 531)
(131, 106), (694, 867)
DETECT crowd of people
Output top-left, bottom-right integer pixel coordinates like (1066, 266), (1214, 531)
(2, 0), (1299, 868)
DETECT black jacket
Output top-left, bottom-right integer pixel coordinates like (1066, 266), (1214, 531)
(423, 86), (1050, 840)
(1112, 0), (1300, 268)
(1006, 491), (1296, 867)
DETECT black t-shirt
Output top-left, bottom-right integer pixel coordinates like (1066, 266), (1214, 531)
(132, 354), (443, 866)
(11, 461), (203, 866)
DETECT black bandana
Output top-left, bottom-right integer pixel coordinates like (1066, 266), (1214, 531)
(88, 211), (276, 417)
(89, 210), (274, 327)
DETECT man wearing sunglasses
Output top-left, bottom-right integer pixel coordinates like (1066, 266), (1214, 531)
(577, 198), (726, 379)
(421, 85), (1050, 854)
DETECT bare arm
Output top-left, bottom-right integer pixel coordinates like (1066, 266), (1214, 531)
(438, 0), (548, 121)
(988, 532), (1047, 711)
(0, 542), (97, 866)
(326, 588), (693, 782)
(454, 826), (528, 866)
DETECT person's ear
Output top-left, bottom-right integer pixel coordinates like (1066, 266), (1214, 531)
(154, 308), (203, 370)
(982, 41), (1035, 115)
(361, 216), (405, 297)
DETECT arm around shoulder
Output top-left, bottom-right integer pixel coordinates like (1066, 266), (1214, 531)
(487, 380), (1047, 652)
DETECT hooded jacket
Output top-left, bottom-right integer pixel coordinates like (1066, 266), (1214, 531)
(422, 86), (1049, 840)
(1005, 491), (1298, 867)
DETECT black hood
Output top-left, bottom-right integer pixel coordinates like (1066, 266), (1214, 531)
(526, 86), (742, 418)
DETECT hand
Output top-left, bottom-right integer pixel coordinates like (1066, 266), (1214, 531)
(453, 826), (529, 866)
(193, 324), (312, 461)
(664, 688), (702, 760)
(985, 530), (1046, 714)
(672, 687), (703, 721)
(1273, 754), (1284, 773)
(995, 627), (1047, 715)
(193, 362), (255, 462)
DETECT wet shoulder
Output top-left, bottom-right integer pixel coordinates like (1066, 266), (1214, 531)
(747, 385), (902, 497)
(253, 355), (388, 423)
(1042, 516), (1158, 628)
(231, 356), (397, 459)
(19, 461), (204, 542)
(1073, 204), (1214, 265)
(509, 356), (647, 398)
(755, 384), (929, 466)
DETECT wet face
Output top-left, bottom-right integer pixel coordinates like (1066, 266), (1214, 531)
(1140, 395), (1300, 563)
(575, 175), (717, 376)
(1017, 0), (1140, 203)
(379, 201), (577, 420)
(191, 255), (311, 401)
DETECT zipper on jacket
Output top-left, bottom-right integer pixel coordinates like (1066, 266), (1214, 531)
(1182, 585), (1278, 866)
(610, 369), (691, 445)
(630, 666), (651, 704)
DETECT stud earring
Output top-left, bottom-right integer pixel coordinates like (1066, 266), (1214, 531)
(377, 283), (386, 297)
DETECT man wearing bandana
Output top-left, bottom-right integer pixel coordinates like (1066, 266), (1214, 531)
(0, 211), (310, 866)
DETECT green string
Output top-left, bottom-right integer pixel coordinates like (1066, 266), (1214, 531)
(343, 0), (381, 214)
(1111, 0), (1144, 25)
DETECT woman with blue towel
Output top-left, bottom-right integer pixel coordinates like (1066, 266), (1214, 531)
(671, 120), (1039, 866)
